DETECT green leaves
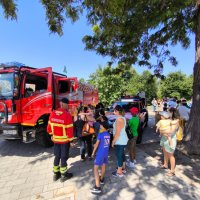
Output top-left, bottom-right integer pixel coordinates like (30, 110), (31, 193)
(0, 0), (17, 20)
(160, 71), (193, 99)
(87, 64), (158, 106)
(0, 0), (196, 77)
(40, 0), (82, 35)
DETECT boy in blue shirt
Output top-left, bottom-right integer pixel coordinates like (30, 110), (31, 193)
(91, 121), (110, 194)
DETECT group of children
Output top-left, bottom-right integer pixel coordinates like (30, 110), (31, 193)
(90, 106), (140, 194)
(90, 106), (181, 194)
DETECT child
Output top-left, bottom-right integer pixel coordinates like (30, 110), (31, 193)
(156, 111), (177, 147)
(126, 107), (139, 169)
(79, 105), (95, 135)
(90, 121), (110, 194)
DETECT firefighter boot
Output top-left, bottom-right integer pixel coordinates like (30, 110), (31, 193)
(53, 166), (61, 181)
(60, 171), (73, 182)
(53, 171), (61, 181)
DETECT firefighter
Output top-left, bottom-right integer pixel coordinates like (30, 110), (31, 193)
(47, 97), (74, 182)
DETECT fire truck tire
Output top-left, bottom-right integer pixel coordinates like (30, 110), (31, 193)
(36, 127), (53, 147)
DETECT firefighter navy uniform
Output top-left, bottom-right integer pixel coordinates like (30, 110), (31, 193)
(47, 106), (74, 182)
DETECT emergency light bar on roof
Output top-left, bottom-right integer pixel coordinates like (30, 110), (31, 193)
(120, 95), (141, 102)
(121, 99), (135, 102)
(0, 62), (25, 68)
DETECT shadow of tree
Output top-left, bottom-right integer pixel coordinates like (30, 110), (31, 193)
(0, 109), (199, 200)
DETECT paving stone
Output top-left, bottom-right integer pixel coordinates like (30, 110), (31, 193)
(43, 182), (64, 192)
(0, 180), (6, 188)
(0, 109), (200, 200)
(12, 183), (34, 192)
(31, 191), (54, 200)
(5, 178), (27, 187)
(18, 197), (32, 200)
(19, 189), (33, 199)
(0, 191), (20, 200)
(0, 186), (13, 195)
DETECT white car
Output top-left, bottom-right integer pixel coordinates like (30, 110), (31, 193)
(106, 97), (148, 144)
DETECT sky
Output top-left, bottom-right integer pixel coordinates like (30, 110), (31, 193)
(0, 1), (195, 80)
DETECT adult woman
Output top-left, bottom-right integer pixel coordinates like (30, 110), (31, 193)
(159, 108), (179, 176)
(74, 106), (94, 161)
(151, 98), (157, 112)
(112, 105), (128, 177)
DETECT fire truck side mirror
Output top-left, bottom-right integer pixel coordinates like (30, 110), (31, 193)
(70, 80), (75, 92)
(13, 88), (18, 97)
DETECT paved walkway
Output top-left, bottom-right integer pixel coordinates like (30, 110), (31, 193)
(0, 110), (199, 200)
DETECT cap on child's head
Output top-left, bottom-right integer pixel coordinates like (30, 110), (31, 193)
(130, 107), (139, 115)
(159, 111), (170, 119)
(99, 121), (110, 130)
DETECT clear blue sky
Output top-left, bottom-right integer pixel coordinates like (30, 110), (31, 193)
(0, 1), (195, 80)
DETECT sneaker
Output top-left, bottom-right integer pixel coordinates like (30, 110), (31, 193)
(53, 172), (61, 181)
(133, 159), (137, 164)
(91, 185), (101, 194)
(60, 172), (73, 182)
(88, 157), (93, 161)
(112, 171), (124, 177)
(126, 161), (135, 169)
(81, 158), (86, 162)
(100, 177), (105, 185)
(115, 167), (126, 174)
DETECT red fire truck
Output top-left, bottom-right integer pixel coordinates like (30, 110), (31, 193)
(0, 65), (98, 147)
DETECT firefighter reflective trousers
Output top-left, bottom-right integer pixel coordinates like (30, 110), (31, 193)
(54, 143), (70, 169)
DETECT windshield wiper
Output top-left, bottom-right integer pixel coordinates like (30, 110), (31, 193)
(0, 96), (12, 100)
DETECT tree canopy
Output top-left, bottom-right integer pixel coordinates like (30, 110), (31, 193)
(88, 64), (135, 106)
(87, 66), (192, 106)
(0, 1), (196, 74)
(160, 72), (193, 99)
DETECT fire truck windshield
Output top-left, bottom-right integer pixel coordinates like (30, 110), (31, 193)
(0, 73), (15, 99)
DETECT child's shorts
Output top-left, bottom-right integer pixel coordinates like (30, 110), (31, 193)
(94, 154), (108, 166)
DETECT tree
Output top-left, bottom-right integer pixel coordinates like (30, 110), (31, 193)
(0, 0), (17, 20)
(88, 65), (125, 106)
(82, 1), (199, 154)
(160, 71), (193, 100)
(79, 78), (86, 83)
(1, 1), (200, 154)
(137, 71), (158, 103)
(124, 70), (142, 96)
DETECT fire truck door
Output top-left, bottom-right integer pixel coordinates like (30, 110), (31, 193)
(56, 77), (79, 116)
(20, 67), (53, 126)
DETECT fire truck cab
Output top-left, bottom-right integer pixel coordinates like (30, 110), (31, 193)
(0, 65), (98, 147)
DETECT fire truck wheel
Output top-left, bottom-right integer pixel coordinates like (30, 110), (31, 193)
(36, 127), (53, 147)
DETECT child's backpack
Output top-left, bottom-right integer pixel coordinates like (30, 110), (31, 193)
(176, 126), (183, 141)
(126, 124), (133, 140)
(73, 116), (85, 138)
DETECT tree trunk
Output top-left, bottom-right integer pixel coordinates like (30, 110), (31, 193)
(186, 1), (200, 155)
